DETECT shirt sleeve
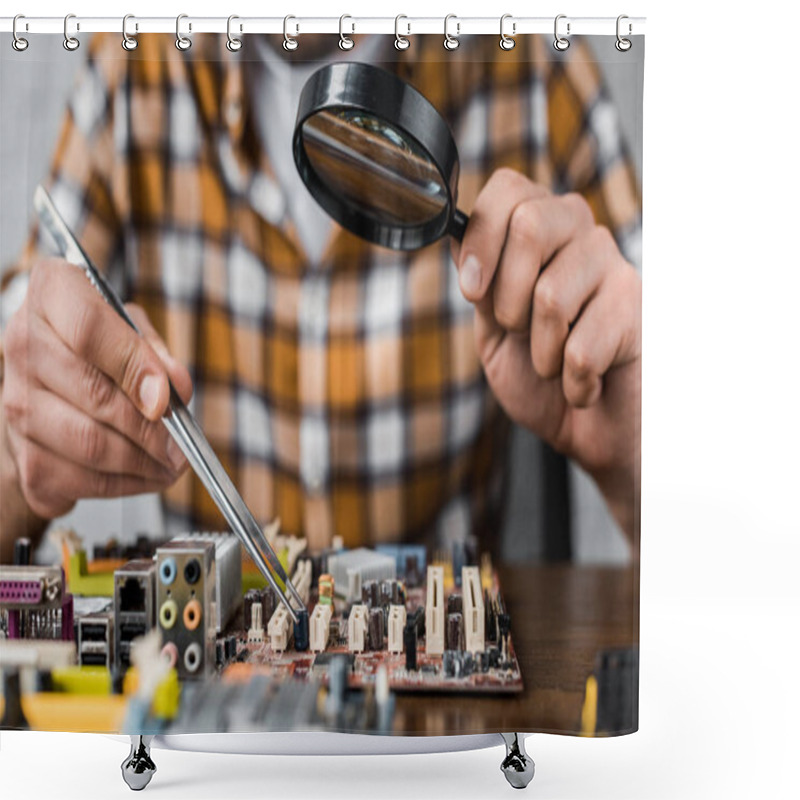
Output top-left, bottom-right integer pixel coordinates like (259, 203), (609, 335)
(545, 39), (643, 270)
(1, 33), (124, 306)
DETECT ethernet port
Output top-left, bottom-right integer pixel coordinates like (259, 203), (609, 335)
(119, 577), (145, 613)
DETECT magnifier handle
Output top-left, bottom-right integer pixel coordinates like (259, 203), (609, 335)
(448, 209), (469, 242)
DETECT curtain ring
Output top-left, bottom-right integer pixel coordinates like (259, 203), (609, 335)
(11, 14), (28, 52)
(63, 13), (80, 51)
(615, 15), (632, 51)
(499, 14), (515, 51)
(553, 14), (570, 51)
(339, 15), (355, 51)
(226, 15), (243, 52)
(175, 14), (191, 51)
(443, 14), (460, 51)
(283, 15), (299, 51)
(122, 14), (138, 51)
(394, 15), (410, 51)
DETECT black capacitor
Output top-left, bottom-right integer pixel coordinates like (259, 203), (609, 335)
(226, 634), (238, 661)
(361, 580), (380, 609)
(446, 612), (464, 652)
(447, 594), (462, 615)
(404, 624), (418, 671)
(407, 606), (425, 638)
(261, 586), (277, 623)
(293, 608), (310, 651)
(244, 589), (261, 628)
(13, 538), (31, 566)
(379, 580), (394, 608)
(368, 607), (384, 651)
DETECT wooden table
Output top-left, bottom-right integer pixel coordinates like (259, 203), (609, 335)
(393, 563), (639, 735)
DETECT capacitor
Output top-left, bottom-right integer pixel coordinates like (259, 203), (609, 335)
(318, 573), (335, 609)
(361, 580), (380, 609)
(446, 612), (464, 652)
(447, 594), (462, 615)
(293, 608), (310, 651)
(392, 580), (406, 606)
(404, 624), (418, 671)
(368, 607), (384, 651)
(379, 580), (394, 608)
(225, 634), (238, 661)
(12, 537), (31, 566)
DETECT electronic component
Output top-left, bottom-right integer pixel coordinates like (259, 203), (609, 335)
(171, 533), (242, 633)
(293, 608), (310, 652)
(267, 605), (293, 653)
(156, 540), (216, 680)
(461, 566), (485, 653)
(387, 604), (406, 653)
(446, 612), (464, 652)
(425, 565), (445, 655)
(292, 558), (313, 605)
(328, 548), (396, 601)
(368, 607), (384, 651)
(347, 604), (368, 652)
(375, 544), (427, 586)
(443, 650), (475, 679)
(318, 573), (335, 606)
(361, 579), (380, 608)
(247, 602), (265, 643)
(77, 611), (114, 668)
(113, 559), (156, 673)
(404, 623), (418, 671)
(447, 594), (463, 615)
(310, 603), (333, 653)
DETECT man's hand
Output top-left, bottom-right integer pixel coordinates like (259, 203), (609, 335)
(453, 168), (641, 541)
(1, 258), (193, 530)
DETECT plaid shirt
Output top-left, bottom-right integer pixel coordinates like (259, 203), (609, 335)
(6, 33), (641, 554)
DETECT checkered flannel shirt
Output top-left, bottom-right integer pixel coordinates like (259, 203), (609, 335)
(4, 33), (641, 554)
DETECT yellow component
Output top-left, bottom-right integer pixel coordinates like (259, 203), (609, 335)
(123, 667), (181, 720)
(12, 694), (127, 732)
(580, 674), (599, 736)
(50, 666), (111, 696)
(66, 550), (115, 597)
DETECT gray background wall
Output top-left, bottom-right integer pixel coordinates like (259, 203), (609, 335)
(0, 35), (642, 564)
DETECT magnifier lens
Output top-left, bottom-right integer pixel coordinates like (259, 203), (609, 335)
(300, 108), (449, 228)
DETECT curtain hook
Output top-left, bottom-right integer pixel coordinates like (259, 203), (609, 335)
(394, 15), (410, 51)
(175, 14), (192, 51)
(339, 14), (355, 51)
(227, 15), (243, 52)
(499, 14), (516, 51)
(122, 14), (138, 51)
(12, 14), (29, 52)
(443, 14), (460, 51)
(283, 15), (299, 51)
(63, 13), (80, 51)
(554, 14), (570, 51)
(615, 14), (632, 51)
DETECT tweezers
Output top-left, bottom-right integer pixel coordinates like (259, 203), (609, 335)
(34, 185), (304, 623)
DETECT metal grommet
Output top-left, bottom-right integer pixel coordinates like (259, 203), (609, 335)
(444, 14), (460, 51)
(122, 14), (138, 51)
(499, 14), (515, 51)
(615, 14), (632, 52)
(394, 15), (410, 51)
(63, 13), (80, 51)
(339, 15), (354, 51)
(283, 15), (298, 51)
(553, 14), (570, 51)
(175, 13), (192, 51)
(12, 14), (29, 52)
(226, 15), (243, 52)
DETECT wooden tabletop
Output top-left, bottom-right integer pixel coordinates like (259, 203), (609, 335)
(393, 563), (639, 735)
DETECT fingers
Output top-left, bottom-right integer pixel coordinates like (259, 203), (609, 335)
(31, 260), (172, 421)
(493, 192), (595, 333)
(454, 168), (549, 302)
(553, 256), (641, 408)
(7, 431), (175, 521)
(13, 387), (179, 482)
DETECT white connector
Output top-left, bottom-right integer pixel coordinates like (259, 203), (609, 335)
(267, 605), (292, 653)
(348, 604), (368, 653)
(425, 566), (445, 655)
(310, 603), (333, 653)
(461, 566), (485, 653)
(387, 604), (407, 653)
(247, 602), (264, 644)
(292, 559), (313, 606)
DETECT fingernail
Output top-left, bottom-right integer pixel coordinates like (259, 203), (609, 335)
(166, 437), (186, 471)
(460, 254), (482, 296)
(139, 375), (160, 417)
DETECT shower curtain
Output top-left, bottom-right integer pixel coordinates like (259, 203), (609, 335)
(0, 22), (643, 739)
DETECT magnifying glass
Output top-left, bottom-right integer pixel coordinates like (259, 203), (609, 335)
(293, 62), (469, 251)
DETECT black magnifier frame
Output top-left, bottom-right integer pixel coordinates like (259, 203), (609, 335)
(293, 62), (469, 251)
